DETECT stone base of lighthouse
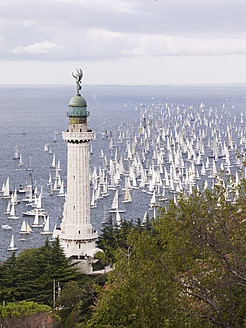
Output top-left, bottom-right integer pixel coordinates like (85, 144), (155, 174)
(53, 227), (98, 274)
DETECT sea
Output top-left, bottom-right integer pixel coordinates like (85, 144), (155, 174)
(0, 84), (246, 262)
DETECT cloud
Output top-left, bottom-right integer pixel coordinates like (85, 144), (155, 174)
(13, 41), (65, 55)
(123, 35), (246, 57)
(1, 0), (246, 62)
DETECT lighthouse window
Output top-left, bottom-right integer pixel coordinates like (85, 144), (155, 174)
(73, 175), (76, 180)
(74, 205), (75, 210)
(80, 129), (82, 132)
(78, 230), (80, 234)
(67, 244), (69, 248)
(79, 244), (81, 249)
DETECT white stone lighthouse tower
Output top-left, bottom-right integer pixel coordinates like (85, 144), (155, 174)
(53, 69), (98, 273)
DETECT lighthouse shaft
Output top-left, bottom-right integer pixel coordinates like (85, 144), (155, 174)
(62, 127), (94, 232)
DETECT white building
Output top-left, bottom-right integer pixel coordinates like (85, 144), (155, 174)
(53, 69), (98, 273)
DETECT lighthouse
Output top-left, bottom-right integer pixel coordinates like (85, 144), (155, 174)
(53, 69), (98, 273)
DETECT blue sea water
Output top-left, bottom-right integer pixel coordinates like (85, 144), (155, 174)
(0, 84), (245, 262)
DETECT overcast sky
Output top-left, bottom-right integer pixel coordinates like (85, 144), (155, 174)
(1, 0), (246, 85)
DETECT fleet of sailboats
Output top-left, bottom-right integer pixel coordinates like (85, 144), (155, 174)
(1, 95), (246, 254)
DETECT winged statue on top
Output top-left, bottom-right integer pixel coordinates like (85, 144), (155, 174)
(72, 68), (83, 95)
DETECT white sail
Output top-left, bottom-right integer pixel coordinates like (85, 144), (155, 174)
(43, 143), (49, 152)
(201, 163), (206, 175)
(4, 201), (11, 214)
(19, 154), (23, 166)
(26, 156), (32, 171)
(115, 210), (122, 227)
(13, 145), (20, 159)
(51, 153), (56, 168)
(35, 194), (42, 209)
(149, 190), (157, 210)
(57, 160), (62, 171)
(7, 234), (18, 251)
(122, 186), (132, 203)
(141, 212), (148, 226)
(41, 215), (52, 234)
(57, 181), (65, 197)
(90, 189), (97, 208)
(8, 203), (19, 219)
(2, 177), (10, 198)
(20, 220), (33, 234)
(31, 210), (43, 227)
(53, 179), (59, 191)
(110, 190), (119, 212)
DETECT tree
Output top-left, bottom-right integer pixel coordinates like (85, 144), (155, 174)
(86, 182), (246, 328)
(155, 183), (246, 328)
(97, 217), (153, 265)
(0, 300), (60, 328)
(0, 238), (80, 306)
(56, 281), (84, 328)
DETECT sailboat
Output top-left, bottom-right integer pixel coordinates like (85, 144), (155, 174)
(122, 185), (132, 203)
(43, 143), (49, 152)
(4, 201), (11, 214)
(41, 215), (52, 234)
(8, 203), (19, 219)
(7, 234), (18, 251)
(141, 212), (148, 226)
(57, 181), (65, 197)
(90, 190), (97, 208)
(102, 204), (108, 224)
(53, 131), (57, 142)
(51, 153), (56, 168)
(19, 154), (23, 167)
(57, 160), (62, 171)
(115, 209), (122, 228)
(149, 190), (157, 210)
(31, 210), (43, 228)
(26, 156), (33, 171)
(13, 145), (20, 160)
(19, 220), (33, 234)
(109, 190), (125, 213)
(2, 177), (11, 198)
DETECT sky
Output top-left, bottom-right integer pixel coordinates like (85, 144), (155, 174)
(1, 0), (246, 85)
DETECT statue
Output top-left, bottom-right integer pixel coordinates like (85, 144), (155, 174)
(72, 68), (83, 95)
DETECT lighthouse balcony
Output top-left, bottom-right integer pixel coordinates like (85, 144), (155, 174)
(62, 131), (94, 142)
(60, 232), (98, 242)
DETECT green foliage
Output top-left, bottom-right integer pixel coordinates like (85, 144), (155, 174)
(87, 182), (246, 328)
(0, 300), (60, 327)
(0, 238), (80, 306)
(92, 251), (108, 271)
(96, 216), (153, 264)
(57, 281), (84, 327)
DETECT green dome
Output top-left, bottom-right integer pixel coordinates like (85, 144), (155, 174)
(69, 94), (87, 107)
